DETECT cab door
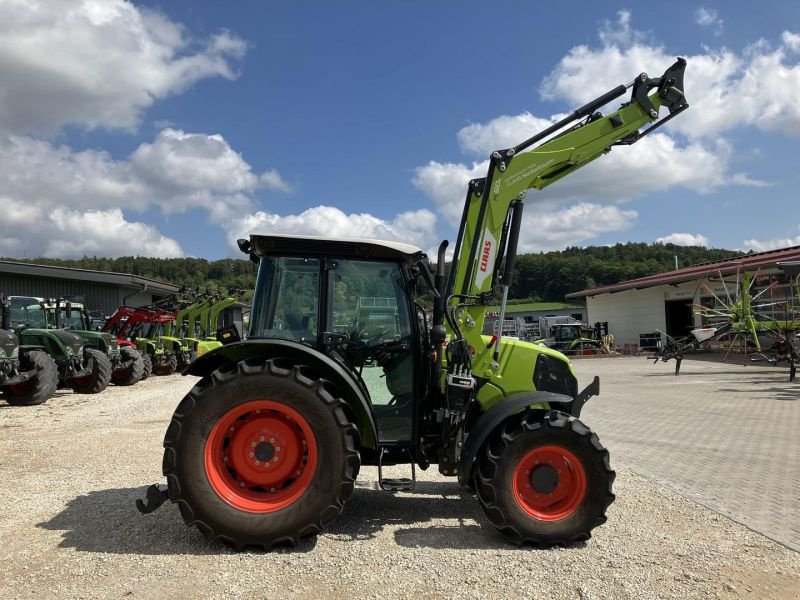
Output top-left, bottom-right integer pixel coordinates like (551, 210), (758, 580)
(327, 259), (416, 444)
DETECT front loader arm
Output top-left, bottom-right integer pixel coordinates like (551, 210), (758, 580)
(443, 58), (688, 377)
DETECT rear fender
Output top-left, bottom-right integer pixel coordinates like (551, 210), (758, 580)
(456, 391), (573, 486)
(185, 339), (379, 449)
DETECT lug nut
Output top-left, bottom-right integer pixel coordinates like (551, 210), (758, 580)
(275, 446), (281, 452)
(254, 460), (260, 466)
(259, 436), (264, 442)
(270, 438), (275, 444)
(273, 457), (279, 462)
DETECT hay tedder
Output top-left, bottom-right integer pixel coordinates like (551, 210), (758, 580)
(138, 59), (690, 548)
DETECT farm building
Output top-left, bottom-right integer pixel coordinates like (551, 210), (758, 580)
(484, 301), (586, 338)
(565, 246), (800, 350)
(0, 260), (178, 316)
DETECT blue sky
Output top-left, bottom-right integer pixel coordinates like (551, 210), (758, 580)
(1, 1), (799, 259)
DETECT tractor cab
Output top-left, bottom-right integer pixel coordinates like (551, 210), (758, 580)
(247, 234), (427, 445)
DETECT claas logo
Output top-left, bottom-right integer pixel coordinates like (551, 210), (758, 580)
(480, 240), (492, 272)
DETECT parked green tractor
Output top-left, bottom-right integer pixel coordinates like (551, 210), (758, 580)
(0, 294), (58, 406)
(9, 296), (112, 394)
(46, 299), (144, 386)
(139, 59), (690, 548)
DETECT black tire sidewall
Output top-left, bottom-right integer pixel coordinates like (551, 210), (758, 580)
(498, 428), (606, 537)
(477, 414), (613, 544)
(170, 365), (353, 544)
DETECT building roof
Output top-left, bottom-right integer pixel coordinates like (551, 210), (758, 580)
(486, 301), (584, 314)
(0, 260), (179, 293)
(566, 245), (800, 299)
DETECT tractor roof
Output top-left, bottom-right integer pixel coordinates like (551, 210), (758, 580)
(247, 234), (426, 262)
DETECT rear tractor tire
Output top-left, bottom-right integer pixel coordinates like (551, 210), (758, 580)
(1, 350), (58, 406)
(112, 346), (144, 386)
(475, 410), (615, 547)
(70, 348), (112, 394)
(162, 358), (361, 550)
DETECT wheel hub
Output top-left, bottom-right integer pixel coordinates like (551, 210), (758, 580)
(254, 441), (275, 462)
(530, 464), (559, 494)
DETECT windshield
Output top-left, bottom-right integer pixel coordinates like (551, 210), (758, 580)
(9, 297), (46, 328)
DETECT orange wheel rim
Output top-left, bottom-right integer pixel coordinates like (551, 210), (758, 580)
(204, 400), (318, 513)
(513, 445), (587, 521)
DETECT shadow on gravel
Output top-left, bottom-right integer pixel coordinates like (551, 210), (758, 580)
(716, 384), (799, 400)
(328, 480), (576, 551)
(640, 368), (785, 378)
(40, 482), (585, 554)
(37, 486), (317, 555)
(0, 390), (74, 410)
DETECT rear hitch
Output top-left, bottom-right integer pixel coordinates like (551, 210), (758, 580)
(135, 484), (169, 514)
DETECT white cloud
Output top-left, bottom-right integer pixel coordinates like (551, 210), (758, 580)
(457, 112), (559, 156)
(656, 233), (709, 247)
(0, 129), (292, 258)
(539, 15), (800, 139)
(0, 199), (183, 258)
(730, 173), (771, 187)
(0, 0), (246, 135)
(224, 206), (439, 254)
(43, 208), (183, 258)
(743, 228), (800, 252)
(517, 203), (637, 252)
(411, 161), (487, 221)
(785, 31), (800, 53)
(599, 10), (646, 47)
(410, 13), (800, 251)
(414, 133), (730, 224)
(695, 8), (724, 34)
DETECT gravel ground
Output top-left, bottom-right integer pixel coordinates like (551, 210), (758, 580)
(1, 374), (798, 600)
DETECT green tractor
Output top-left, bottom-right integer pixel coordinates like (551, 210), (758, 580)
(9, 296), (112, 394)
(0, 294), (58, 406)
(184, 290), (243, 357)
(138, 59), (689, 548)
(45, 298), (145, 386)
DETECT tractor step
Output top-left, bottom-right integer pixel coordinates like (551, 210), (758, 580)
(377, 447), (416, 492)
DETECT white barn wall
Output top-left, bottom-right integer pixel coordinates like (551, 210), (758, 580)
(586, 286), (667, 347)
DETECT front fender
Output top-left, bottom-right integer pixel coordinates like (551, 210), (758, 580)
(184, 339), (379, 449)
(456, 391), (573, 486)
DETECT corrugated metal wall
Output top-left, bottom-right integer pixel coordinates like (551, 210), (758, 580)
(0, 274), (124, 315)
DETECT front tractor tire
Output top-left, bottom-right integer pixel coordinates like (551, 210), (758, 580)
(1, 350), (58, 406)
(155, 353), (178, 376)
(162, 358), (361, 550)
(475, 410), (615, 547)
(70, 348), (112, 394)
(140, 353), (153, 380)
(112, 346), (145, 386)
